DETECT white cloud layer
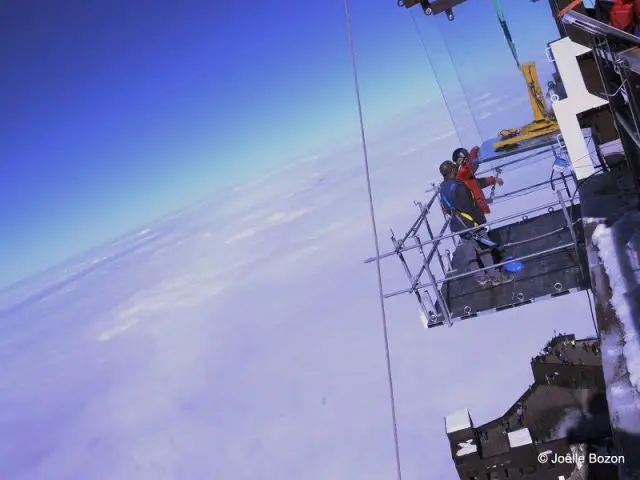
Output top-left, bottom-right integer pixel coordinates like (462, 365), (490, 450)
(0, 92), (596, 479)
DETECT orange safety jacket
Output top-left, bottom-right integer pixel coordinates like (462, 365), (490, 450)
(455, 146), (497, 215)
(610, 0), (637, 32)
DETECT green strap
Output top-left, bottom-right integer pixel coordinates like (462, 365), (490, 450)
(492, 0), (520, 67)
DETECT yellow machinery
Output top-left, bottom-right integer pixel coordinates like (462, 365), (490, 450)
(492, 61), (559, 151)
(398, 0), (560, 151)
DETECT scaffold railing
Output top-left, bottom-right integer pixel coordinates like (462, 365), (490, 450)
(364, 141), (588, 328)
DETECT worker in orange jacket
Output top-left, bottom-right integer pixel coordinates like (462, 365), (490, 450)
(609, 0), (638, 33)
(452, 147), (504, 215)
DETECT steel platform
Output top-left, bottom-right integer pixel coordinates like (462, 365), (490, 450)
(431, 203), (588, 325)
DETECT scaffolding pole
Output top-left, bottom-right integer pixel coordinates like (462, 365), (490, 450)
(364, 199), (562, 264)
(415, 201), (447, 276)
(383, 242), (575, 298)
(557, 189), (579, 247)
(391, 233), (436, 322)
(415, 235), (452, 326)
(396, 190), (440, 249)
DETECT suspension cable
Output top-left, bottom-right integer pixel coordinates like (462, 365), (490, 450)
(409, 11), (464, 147)
(428, 14), (483, 145)
(342, 1), (403, 478)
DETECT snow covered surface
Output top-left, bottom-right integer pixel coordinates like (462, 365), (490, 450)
(445, 408), (472, 434)
(0, 94), (599, 479)
(507, 427), (533, 448)
(455, 438), (478, 457)
(543, 408), (584, 441)
(591, 212), (640, 433)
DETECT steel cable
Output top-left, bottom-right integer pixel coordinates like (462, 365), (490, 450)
(343, 1), (403, 478)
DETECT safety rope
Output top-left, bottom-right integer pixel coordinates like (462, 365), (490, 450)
(420, 12), (483, 146)
(342, 0), (402, 478)
(409, 11), (464, 147)
(492, 0), (520, 67)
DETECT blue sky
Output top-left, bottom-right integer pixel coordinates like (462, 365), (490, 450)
(1, 0), (561, 288)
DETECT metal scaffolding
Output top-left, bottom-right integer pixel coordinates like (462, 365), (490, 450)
(568, 9), (640, 189)
(556, 12), (640, 479)
(364, 140), (590, 328)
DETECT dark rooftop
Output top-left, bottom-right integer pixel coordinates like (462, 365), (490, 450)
(533, 334), (601, 367)
(473, 383), (599, 449)
(454, 336), (605, 460)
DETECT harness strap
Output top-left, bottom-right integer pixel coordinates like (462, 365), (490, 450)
(440, 182), (498, 248)
(440, 182), (479, 226)
(457, 210), (478, 225)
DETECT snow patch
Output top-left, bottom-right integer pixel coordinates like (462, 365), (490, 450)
(582, 217), (607, 224)
(543, 408), (583, 441)
(507, 428), (533, 448)
(456, 439), (477, 456)
(445, 409), (472, 433)
(592, 213), (640, 432)
(592, 217), (640, 393)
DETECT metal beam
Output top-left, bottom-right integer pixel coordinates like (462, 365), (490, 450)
(562, 10), (640, 46)
(364, 200), (561, 264)
(383, 242), (575, 298)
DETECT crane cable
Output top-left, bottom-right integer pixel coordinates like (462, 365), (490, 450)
(491, 0), (550, 120)
(431, 14), (484, 146)
(492, 0), (520, 68)
(413, 11), (483, 146)
(343, 0), (403, 478)
(409, 10), (464, 147)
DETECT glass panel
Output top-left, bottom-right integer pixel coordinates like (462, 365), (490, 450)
(410, 0), (564, 145)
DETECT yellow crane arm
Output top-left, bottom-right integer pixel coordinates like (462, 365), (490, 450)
(521, 62), (549, 122)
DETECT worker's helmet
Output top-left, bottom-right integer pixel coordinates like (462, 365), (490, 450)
(452, 148), (469, 162)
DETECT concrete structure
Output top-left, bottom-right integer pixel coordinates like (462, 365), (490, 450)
(445, 335), (617, 480)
